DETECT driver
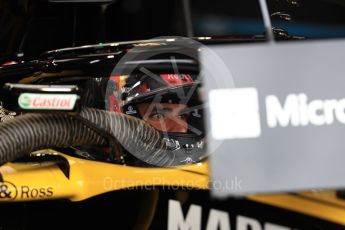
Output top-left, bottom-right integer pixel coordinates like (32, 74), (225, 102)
(108, 73), (205, 165)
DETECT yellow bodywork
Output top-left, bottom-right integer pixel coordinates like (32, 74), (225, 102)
(249, 190), (345, 226)
(0, 149), (208, 202)
(1, 149), (345, 226)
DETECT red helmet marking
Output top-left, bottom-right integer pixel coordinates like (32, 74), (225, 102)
(160, 74), (193, 86)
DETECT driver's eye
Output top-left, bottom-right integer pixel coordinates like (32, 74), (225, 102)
(150, 113), (165, 120)
(178, 114), (189, 120)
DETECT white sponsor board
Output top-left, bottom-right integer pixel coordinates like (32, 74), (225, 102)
(202, 39), (345, 195)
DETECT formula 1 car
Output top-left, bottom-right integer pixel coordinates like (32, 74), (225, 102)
(1, 37), (345, 230)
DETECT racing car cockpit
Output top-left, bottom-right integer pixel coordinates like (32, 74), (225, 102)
(0, 37), (207, 168)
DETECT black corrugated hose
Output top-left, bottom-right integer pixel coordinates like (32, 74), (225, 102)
(0, 108), (177, 167)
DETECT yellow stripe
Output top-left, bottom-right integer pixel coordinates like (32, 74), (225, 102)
(248, 193), (345, 226)
(297, 190), (345, 209)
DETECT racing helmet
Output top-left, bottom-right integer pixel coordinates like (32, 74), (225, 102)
(106, 73), (205, 165)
